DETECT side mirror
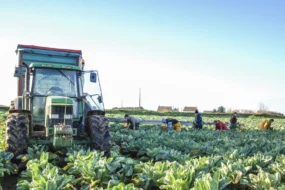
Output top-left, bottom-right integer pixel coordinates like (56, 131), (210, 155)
(90, 72), (97, 83)
(14, 67), (22, 78)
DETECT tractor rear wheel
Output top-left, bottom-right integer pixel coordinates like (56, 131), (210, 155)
(86, 115), (111, 157)
(5, 113), (29, 157)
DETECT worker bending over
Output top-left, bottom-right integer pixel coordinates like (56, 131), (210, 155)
(161, 118), (181, 132)
(123, 114), (140, 130)
(213, 120), (228, 130)
(257, 119), (274, 130)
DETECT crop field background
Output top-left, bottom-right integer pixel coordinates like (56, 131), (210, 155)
(1, 108), (285, 189)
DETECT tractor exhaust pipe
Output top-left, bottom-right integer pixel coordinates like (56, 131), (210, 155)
(22, 62), (30, 110)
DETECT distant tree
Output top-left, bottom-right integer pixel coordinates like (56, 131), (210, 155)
(213, 108), (217, 112)
(217, 106), (226, 113)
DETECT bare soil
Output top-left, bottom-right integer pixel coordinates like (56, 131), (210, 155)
(1, 174), (18, 190)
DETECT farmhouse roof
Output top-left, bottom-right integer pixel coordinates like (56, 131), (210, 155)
(157, 106), (172, 112)
(183, 106), (197, 112)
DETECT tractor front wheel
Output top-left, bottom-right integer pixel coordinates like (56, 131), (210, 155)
(5, 113), (29, 157)
(86, 115), (111, 157)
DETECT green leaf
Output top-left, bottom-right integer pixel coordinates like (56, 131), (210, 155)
(211, 171), (220, 190)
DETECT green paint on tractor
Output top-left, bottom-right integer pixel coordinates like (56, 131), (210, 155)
(48, 97), (73, 105)
(30, 63), (82, 71)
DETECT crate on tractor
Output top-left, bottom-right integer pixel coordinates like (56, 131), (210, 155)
(6, 44), (111, 158)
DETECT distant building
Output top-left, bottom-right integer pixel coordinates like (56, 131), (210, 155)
(157, 106), (173, 112)
(203, 110), (213, 113)
(182, 106), (197, 113)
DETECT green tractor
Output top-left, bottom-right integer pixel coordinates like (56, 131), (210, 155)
(6, 44), (111, 157)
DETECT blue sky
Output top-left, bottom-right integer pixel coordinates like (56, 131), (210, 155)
(0, 0), (284, 113)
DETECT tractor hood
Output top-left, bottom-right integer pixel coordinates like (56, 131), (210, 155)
(46, 96), (73, 106)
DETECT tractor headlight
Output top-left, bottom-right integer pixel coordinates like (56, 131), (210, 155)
(64, 115), (73, 119)
(50, 114), (59, 119)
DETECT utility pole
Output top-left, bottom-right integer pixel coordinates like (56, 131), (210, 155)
(121, 100), (123, 108)
(139, 88), (141, 108)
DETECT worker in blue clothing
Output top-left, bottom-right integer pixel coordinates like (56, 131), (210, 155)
(193, 109), (203, 129)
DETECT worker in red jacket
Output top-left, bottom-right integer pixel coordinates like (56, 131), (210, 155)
(214, 120), (228, 130)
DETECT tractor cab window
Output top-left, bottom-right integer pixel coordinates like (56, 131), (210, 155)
(82, 70), (104, 111)
(33, 68), (78, 97)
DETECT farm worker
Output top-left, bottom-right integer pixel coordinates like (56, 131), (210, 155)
(229, 112), (238, 129)
(193, 110), (203, 129)
(213, 120), (228, 130)
(257, 119), (274, 130)
(123, 114), (140, 130)
(161, 118), (181, 132)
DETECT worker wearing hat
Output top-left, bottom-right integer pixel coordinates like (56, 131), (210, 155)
(161, 118), (181, 132)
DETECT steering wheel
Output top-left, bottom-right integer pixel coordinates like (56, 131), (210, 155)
(46, 86), (64, 96)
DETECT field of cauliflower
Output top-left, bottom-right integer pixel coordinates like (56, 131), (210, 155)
(1, 109), (285, 190)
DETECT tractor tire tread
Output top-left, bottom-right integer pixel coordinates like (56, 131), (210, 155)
(87, 115), (111, 156)
(5, 113), (29, 157)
